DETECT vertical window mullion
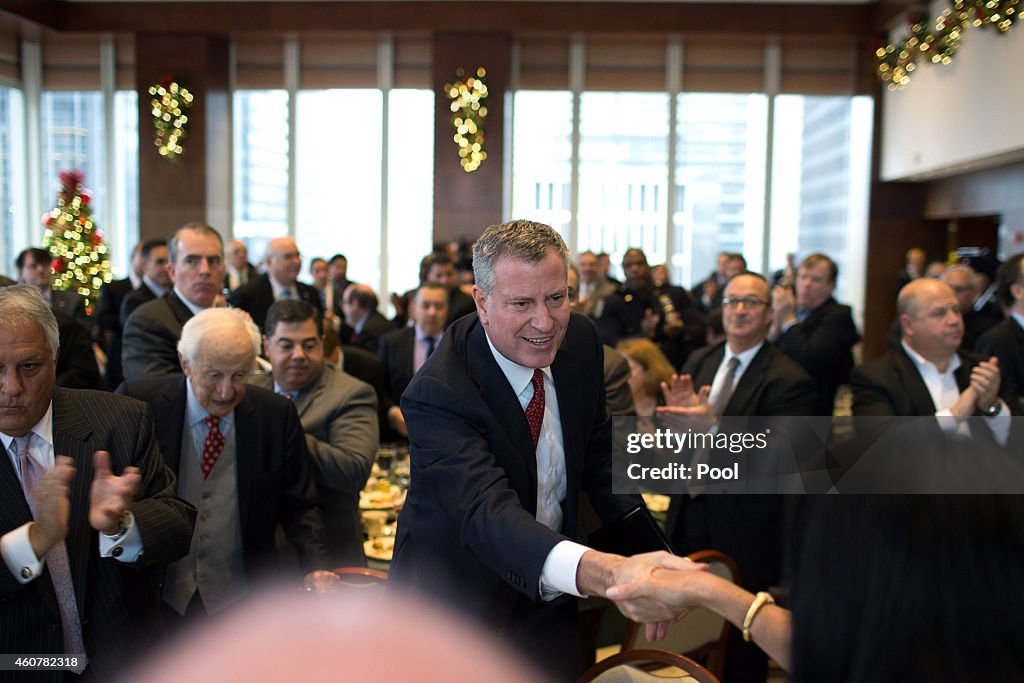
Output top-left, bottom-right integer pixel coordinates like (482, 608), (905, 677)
(284, 37), (299, 242)
(568, 37), (584, 256)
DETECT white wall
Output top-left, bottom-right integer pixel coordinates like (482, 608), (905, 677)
(881, 15), (1024, 181)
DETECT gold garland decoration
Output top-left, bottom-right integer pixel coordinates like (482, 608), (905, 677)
(444, 67), (489, 173)
(876, 0), (1020, 89)
(148, 76), (194, 160)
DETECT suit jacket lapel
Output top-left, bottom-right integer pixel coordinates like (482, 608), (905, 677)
(552, 334), (583, 492)
(398, 329), (415, 389)
(894, 348), (938, 414)
(692, 343), (725, 390)
(295, 370), (325, 417)
(233, 393), (257, 530)
(465, 322), (538, 500)
(154, 377), (189, 473)
(726, 345), (770, 416)
(51, 389), (96, 617)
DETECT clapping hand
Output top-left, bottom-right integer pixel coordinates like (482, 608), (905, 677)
(89, 450), (140, 535)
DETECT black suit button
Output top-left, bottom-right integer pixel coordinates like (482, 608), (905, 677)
(112, 546), (124, 558)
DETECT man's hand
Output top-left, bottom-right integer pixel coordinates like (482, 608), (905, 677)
(662, 374), (700, 407)
(768, 286), (797, 341)
(89, 450), (141, 535)
(27, 456), (76, 559)
(388, 405), (409, 438)
(304, 570), (342, 594)
(971, 357), (1002, 412)
(657, 387), (715, 430)
(640, 309), (660, 338)
(606, 554), (710, 641)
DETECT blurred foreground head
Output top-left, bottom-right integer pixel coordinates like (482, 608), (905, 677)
(128, 588), (551, 683)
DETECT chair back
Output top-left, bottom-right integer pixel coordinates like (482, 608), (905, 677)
(579, 649), (720, 683)
(332, 566), (389, 589)
(620, 550), (739, 678)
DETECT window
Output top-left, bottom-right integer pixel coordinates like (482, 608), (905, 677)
(0, 86), (25, 273)
(40, 92), (106, 225)
(295, 89), (383, 286)
(770, 94), (873, 318)
(579, 92), (670, 271)
(233, 90), (289, 258)
(674, 93), (767, 289)
(510, 90), (573, 239)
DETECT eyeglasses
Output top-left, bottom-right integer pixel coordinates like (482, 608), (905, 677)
(721, 296), (768, 310)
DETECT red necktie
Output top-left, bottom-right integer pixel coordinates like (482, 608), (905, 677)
(525, 369), (545, 449)
(201, 416), (224, 479)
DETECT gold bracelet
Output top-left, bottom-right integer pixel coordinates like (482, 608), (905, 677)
(742, 591), (775, 642)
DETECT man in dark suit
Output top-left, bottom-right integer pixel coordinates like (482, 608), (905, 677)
(661, 272), (817, 683)
(942, 264), (1000, 351)
(95, 241), (145, 389)
(849, 278), (1020, 493)
(768, 253), (861, 416)
(118, 238), (171, 328)
(121, 223), (225, 382)
(341, 283), (394, 353)
(251, 300), (378, 566)
(423, 253), (477, 327)
(0, 285), (195, 679)
(390, 220), (680, 681)
(224, 239), (257, 292)
(976, 254), (1024, 408)
(597, 248), (707, 370)
(378, 282), (448, 437)
(229, 237), (323, 332)
(16, 247), (92, 333)
(118, 307), (336, 618)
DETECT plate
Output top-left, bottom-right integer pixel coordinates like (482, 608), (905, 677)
(360, 485), (405, 510)
(364, 536), (395, 562)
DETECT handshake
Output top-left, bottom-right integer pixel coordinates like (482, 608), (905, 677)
(577, 550), (711, 642)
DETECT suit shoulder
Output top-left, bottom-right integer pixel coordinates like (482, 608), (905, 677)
(379, 326), (412, 346)
(56, 387), (153, 420)
(120, 375), (185, 399)
(850, 351), (899, 384)
(245, 382), (295, 411)
(685, 341), (724, 370)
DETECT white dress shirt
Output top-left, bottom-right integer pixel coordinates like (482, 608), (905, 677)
(484, 334), (590, 599)
(1, 404), (142, 584)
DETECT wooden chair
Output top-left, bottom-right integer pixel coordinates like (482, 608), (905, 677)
(331, 566), (389, 589)
(579, 649), (721, 683)
(620, 550), (740, 679)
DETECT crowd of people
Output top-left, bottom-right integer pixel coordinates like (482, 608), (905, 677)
(2, 221), (1023, 682)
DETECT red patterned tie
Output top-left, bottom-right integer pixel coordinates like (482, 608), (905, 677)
(201, 416), (224, 479)
(525, 368), (546, 449)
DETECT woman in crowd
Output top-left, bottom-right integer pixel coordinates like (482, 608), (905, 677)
(616, 337), (676, 417)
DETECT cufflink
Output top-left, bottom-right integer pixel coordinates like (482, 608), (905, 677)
(111, 547), (124, 558)
(20, 566), (32, 579)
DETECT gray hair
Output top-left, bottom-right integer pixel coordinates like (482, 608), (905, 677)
(169, 222), (222, 265)
(472, 220), (569, 295)
(941, 264), (978, 289)
(177, 307), (261, 366)
(0, 284), (59, 359)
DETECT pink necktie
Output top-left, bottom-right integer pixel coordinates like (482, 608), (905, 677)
(14, 435), (88, 666)
(525, 369), (546, 449)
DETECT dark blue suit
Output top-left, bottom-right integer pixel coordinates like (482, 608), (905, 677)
(390, 312), (639, 680)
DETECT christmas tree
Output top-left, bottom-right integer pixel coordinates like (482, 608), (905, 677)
(41, 170), (113, 314)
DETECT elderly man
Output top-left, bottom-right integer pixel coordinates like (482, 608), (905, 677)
(341, 283), (394, 353)
(0, 285), (195, 678)
(122, 222), (226, 382)
(224, 239), (257, 292)
(251, 300), (378, 566)
(977, 254), (1024, 404)
(597, 247), (706, 370)
(941, 264), (999, 350)
(390, 220), (679, 681)
(768, 253), (861, 416)
(378, 282), (449, 437)
(118, 308), (334, 619)
(228, 237), (323, 332)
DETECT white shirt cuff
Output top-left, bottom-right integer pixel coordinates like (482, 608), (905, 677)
(538, 540), (590, 600)
(934, 409), (958, 433)
(1, 523), (45, 584)
(98, 511), (143, 562)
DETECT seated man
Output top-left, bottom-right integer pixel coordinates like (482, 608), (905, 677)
(341, 283), (394, 353)
(118, 307), (336, 618)
(378, 282), (449, 437)
(251, 300), (378, 566)
(1, 284), (195, 677)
